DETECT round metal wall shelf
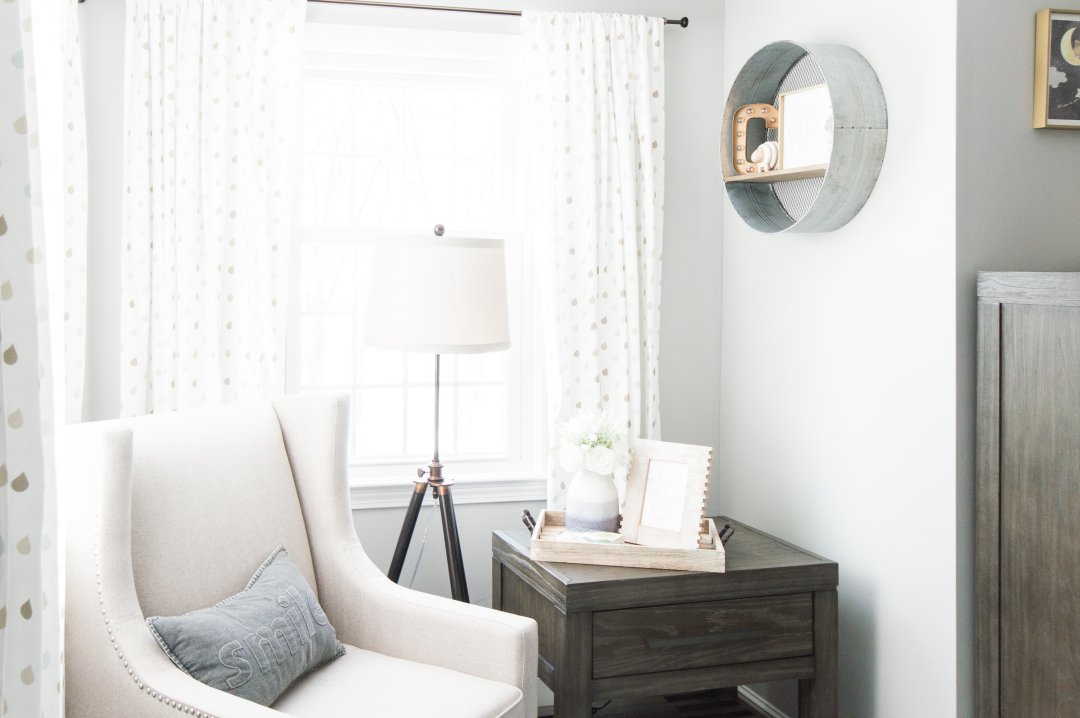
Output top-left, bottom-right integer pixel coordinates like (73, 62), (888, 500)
(721, 41), (888, 234)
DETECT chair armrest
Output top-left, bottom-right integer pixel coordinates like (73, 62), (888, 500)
(318, 540), (538, 713)
(62, 424), (289, 718)
(274, 394), (537, 713)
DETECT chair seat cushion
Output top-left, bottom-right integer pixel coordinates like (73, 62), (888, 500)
(272, 644), (524, 718)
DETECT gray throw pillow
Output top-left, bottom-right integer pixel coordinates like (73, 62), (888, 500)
(146, 547), (345, 706)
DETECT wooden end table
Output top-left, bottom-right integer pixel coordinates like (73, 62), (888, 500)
(492, 517), (838, 718)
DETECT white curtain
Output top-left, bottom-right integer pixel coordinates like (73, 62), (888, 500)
(0, 1), (65, 715)
(55, 5), (89, 424)
(120, 0), (306, 416)
(523, 12), (665, 506)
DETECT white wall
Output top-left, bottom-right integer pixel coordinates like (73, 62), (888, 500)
(719, 2), (957, 716)
(955, 2), (1080, 714)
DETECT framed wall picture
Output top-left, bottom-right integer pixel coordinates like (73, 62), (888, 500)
(1035, 9), (1080, 129)
(621, 439), (712, 550)
(779, 83), (834, 169)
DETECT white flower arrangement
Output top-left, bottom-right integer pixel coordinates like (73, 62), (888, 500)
(556, 413), (629, 476)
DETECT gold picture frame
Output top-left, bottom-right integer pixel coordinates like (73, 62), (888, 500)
(1034, 8), (1080, 129)
(621, 439), (712, 550)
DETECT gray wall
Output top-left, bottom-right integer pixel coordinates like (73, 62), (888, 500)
(955, 1), (1080, 714)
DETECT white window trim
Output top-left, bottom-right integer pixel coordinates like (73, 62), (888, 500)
(349, 474), (548, 510)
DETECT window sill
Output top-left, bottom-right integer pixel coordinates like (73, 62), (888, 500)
(348, 472), (548, 510)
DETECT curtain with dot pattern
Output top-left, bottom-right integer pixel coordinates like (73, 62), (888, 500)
(56, 3), (89, 424)
(119, 0), (305, 416)
(0, 1), (63, 715)
(523, 12), (665, 507)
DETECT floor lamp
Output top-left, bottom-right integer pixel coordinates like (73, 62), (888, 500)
(364, 228), (510, 603)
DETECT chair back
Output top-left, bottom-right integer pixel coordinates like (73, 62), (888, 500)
(112, 402), (317, 618)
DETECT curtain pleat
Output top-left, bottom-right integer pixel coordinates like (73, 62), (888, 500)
(523, 11), (666, 507)
(119, 0), (306, 416)
(0, 1), (65, 715)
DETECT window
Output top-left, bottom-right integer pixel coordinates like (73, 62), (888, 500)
(289, 23), (543, 487)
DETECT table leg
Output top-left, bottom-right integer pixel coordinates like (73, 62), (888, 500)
(553, 610), (592, 718)
(491, 558), (503, 610)
(798, 590), (838, 717)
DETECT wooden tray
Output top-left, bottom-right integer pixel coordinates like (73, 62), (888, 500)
(530, 510), (725, 573)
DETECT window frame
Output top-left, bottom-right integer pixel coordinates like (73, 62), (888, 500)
(287, 22), (547, 503)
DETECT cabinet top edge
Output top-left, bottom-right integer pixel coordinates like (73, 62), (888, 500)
(978, 272), (1080, 301)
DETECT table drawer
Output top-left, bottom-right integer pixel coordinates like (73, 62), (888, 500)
(592, 594), (813, 678)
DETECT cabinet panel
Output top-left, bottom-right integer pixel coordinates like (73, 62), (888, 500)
(1000, 304), (1080, 715)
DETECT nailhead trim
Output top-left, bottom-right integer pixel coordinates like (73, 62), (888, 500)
(94, 508), (220, 717)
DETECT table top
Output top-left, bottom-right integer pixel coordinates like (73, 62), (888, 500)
(493, 516), (838, 612)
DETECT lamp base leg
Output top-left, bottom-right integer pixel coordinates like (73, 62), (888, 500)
(387, 480), (428, 583)
(436, 482), (469, 603)
(386, 478), (470, 603)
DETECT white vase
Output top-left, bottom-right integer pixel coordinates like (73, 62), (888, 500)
(565, 469), (620, 533)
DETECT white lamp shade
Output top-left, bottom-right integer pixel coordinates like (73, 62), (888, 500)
(364, 236), (511, 354)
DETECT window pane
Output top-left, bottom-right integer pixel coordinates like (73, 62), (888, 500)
(454, 158), (503, 227)
(356, 346), (405, 386)
(304, 83), (354, 155)
(352, 158), (411, 227)
(407, 353), (438, 386)
(405, 86), (454, 158)
(456, 385), (508, 455)
(454, 88), (504, 157)
(354, 388), (405, 458)
(411, 158), (456, 227)
(303, 157), (352, 225)
(301, 243), (355, 313)
(456, 352), (507, 384)
(406, 385), (443, 456)
(353, 85), (406, 156)
(300, 316), (353, 386)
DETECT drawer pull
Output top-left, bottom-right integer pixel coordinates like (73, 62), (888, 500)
(645, 629), (771, 650)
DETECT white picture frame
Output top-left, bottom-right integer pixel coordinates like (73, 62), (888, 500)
(621, 439), (712, 550)
(779, 84), (834, 170)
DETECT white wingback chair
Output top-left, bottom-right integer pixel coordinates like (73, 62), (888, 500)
(62, 394), (537, 718)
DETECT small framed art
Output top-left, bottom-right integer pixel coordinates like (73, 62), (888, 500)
(779, 83), (834, 168)
(621, 439), (712, 550)
(1034, 9), (1080, 129)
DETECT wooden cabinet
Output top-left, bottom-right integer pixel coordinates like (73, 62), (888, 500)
(977, 272), (1080, 717)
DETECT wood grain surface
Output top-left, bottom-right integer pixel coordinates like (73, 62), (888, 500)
(975, 299), (1001, 718)
(592, 594), (812, 678)
(1000, 303), (1080, 715)
(976, 273), (1080, 717)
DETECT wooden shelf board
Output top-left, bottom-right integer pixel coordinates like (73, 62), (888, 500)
(724, 164), (828, 184)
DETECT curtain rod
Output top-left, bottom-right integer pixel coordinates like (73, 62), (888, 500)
(307, 0), (688, 26)
(75, 0), (690, 27)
